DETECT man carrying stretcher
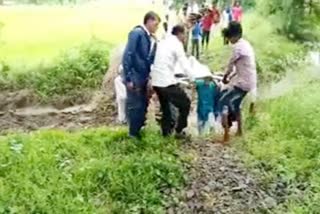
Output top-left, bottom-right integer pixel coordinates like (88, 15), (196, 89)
(217, 21), (257, 139)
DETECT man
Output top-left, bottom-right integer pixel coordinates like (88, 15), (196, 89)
(151, 25), (195, 137)
(217, 21), (257, 139)
(122, 11), (160, 138)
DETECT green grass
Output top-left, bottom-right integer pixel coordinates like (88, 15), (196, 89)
(0, 2), (164, 64)
(242, 80), (320, 213)
(0, 127), (185, 213)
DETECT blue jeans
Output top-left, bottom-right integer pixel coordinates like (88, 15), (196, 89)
(126, 87), (148, 137)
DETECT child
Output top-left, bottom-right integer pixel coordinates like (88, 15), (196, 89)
(114, 65), (127, 124)
(195, 71), (219, 135)
(191, 17), (202, 59)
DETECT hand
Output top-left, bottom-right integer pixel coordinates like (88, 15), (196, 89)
(126, 82), (134, 91)
(222, 75), (229, 84)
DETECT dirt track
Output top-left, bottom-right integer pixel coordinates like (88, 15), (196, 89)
(0, 90), (115, 133)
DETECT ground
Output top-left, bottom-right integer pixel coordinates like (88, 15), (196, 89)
(1, 2), (319, 213)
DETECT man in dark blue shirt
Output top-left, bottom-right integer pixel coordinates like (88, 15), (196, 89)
(122, 11), (160, 138)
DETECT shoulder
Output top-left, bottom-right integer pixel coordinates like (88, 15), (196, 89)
(130, 26), (145, 37)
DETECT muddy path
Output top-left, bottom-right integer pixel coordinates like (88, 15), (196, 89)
(166, 140), (279, 214)
(0, 91), (116, 133)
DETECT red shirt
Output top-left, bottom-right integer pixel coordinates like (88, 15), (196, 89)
(201, 14), (213, 31)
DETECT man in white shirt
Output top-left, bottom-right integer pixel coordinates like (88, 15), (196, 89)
(151, 25), (194, 137)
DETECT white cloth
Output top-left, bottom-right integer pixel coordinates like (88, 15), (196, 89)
(114, 75), (127, 123)
(189, 56), (212, 79)
(187, 2), (199, 15)
(151, 35), (195, 87)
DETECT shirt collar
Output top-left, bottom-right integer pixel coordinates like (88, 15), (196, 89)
(142, 25), (151, 36)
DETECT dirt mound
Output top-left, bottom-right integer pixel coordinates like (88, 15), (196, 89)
(0, 92), (116, 133)
(165, 141), (278, 214)
(0, 90), (39, 111)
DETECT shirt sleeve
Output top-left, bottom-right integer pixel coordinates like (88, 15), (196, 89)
(225, 45), (241, 76)
(175, 42), (195, 80)
(122, 30), (140, 83)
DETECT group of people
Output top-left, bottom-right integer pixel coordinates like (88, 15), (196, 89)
(180, 1), (243, 59)
(115, 8), (256, 141)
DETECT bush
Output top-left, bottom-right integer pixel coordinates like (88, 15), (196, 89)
(0, 38), (110, 99)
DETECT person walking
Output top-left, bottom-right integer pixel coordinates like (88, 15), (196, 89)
(232, 1), (243, 23)
(122, 11), (161, 139)
(151, 25), (195, 138)
(201, 8), (213, 50)
(191, 18), (202, 59)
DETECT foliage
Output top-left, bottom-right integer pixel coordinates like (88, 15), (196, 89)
(0, 127), (185, 213)
(241, 80), (320, 213)
(256, 0), (320, 41)
(0, 38), (109, 98)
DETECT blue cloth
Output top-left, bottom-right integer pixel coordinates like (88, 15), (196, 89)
(192, 22), (202, 40)
(195, 80), (218, 122)
(122, 26), (156, 88)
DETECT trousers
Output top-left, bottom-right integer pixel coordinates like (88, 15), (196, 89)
(154, 85), (191, 136)
(126, 86), (148, 137)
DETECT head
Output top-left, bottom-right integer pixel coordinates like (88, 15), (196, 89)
(172, 25), (186, 43)
(143, 11), (161, 34)
(226, 21), (242, 44)
(235, 1), (240, 7)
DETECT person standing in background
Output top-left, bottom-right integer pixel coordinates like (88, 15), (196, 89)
(122, 11), (160, 139)
(201, 8), (213, 51)
(232, 1), (243, 23)
(191, 18), (202, 59)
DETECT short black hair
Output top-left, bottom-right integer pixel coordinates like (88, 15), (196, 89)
(143, 11), (161, 25)
(171, 25), (185, 36)
(226, 21), (243, 38)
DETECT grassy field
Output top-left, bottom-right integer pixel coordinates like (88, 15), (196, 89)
(0, 1), (164, 64)
(0, 127), (186, 213)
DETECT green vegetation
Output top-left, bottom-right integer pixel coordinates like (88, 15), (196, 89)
(0, 3), (164, 99)
(0, 128), (185, 213)
(1, 39), (109, 99)
(242, 79), (320, 213)
(0, 3), (160, 62)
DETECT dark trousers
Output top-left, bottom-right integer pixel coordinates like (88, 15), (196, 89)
(217, 86), (248, 126)
(126, 86), (148, 137)
(154, 85), (191, 136)
(191, 38), (200, 59)
(202, 30), (211, 48)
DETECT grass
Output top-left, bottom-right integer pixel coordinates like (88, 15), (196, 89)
(241, 79), (320, 213)
(0, 1), (164, 64)
(0, 127), (186, 213)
